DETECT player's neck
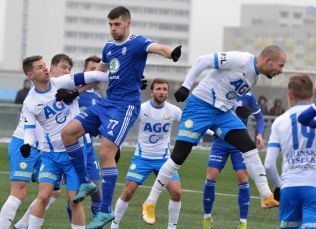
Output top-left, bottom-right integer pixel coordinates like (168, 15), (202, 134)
(34, 81), (50, 93)
(150, 99), (164, 108)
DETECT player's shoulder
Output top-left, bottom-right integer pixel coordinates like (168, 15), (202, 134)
(164, 101), (182, 115)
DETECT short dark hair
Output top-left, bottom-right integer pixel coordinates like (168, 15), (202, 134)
(51, 53), (73, 68)
(84, 55), (101, 69)
(22, 55), (42, 74)
(150, 78), (169, 90)
(108, 6), (131, 20)
(288, 74), (313, 100)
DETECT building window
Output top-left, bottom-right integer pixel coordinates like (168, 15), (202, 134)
(280, 11), (289, 18)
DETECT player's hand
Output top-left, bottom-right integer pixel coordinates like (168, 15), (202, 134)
(256, 134), (265, 150)
(171, 45), (182, 62)
(20, 143), (31, 158)
(273, 187), (280, 202)
(140, 75), (148, 90)
(174, 86), (189, 102)
(235, 106), (252, 119)
(55, 88), (79, 105)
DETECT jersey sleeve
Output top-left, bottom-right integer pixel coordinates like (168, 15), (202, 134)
(22, 103), (37, 147)
(267, 119), (281, 150)
(249, 94), (265, 135)
(213, 51), (249, 71)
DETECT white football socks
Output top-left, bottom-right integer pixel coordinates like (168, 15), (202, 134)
(243, 149), (271, 198)
(168, 200), (181, 229)
(146, 158), (180, 204)
(110, 198), (129, 228)
(0, 195), (22, 229)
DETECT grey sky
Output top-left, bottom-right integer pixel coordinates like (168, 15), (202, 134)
(190, 0), (316, 62)
(0, 0), (315, 64)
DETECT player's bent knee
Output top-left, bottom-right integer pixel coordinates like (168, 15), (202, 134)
(170, 140), (194, 165)
(224, 129), (256, 153)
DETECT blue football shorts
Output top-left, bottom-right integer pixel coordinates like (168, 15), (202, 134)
(126, 155), (180, 185)
(8, 136), (41, 182)
(176, 95), (246, 145)
(75, 99), (140, 147)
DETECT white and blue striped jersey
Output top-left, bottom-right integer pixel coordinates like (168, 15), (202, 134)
(23, 76), (82, 152)
(134, 100), (182, 159)
(183, 51), (259, 111)
(101, 33), (153, 103)
(267, 104), (316, 188)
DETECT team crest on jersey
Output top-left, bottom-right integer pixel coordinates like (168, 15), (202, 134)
(19, 162), (27, 170)
(163, 113), (170, 120)
(109, 58), (120, 74)
(130, 163), (136, 170)
(122, 47), (127, 55)
(184, 119), (193, 129)
(215, 128), (222, 137)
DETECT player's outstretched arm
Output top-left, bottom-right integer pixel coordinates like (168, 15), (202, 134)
(148, 43), (182, 62)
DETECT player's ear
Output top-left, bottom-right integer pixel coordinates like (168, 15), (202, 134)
(288, 89), (294, 101)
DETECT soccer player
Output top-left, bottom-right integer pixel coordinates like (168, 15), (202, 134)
(65, 55), (103, 220)
(110, 78), (182, 229)
(203, 92), (265, 229)
(264, 74), (316, 229)
(59, 6), (181, 228)
(19, 55), (109, 229)
(13, 53), (74, 229)
(142, 45), (286, 224)
(0, 110), (43, 229)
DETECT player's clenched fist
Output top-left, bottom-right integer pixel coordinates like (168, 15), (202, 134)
(174, 86), (189, 102)
(20, 143), (31, 158)
(55, 88), (79, 104)
(171, 45), (182, 62)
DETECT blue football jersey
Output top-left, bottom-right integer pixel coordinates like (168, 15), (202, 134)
(101, 34), (153, 103)
(78, 90), (102, 111)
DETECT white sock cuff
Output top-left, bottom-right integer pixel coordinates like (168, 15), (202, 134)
(167, 158), (180, 170)
(71, 224), (85, 229)
(9, 195), (22, 205)
(29, 214), (44, 225)
(169, 200), (181, 206)
(118, 197), (129, 205)
(243, 149), (258, 158)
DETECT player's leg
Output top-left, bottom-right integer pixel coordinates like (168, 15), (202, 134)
(62, 119), (95, 192)
(0, 137), (38, 229)
(111, 181), (139, 229)
(85, 141), (102, 217)
(28, 182), (54, 228)
(14, 155), (58, 229)
(165, 175), (182, 229)
(0, 181), (28, 229)
(224, 129), (277, 208)
(63, 151), (85, 228)
(143, 96), (213, 217)
(111, 155), (149, 228)
(87, 102), (140, 229)
(67, 191), (85, 229)
(231, 150), (250, 229)
(203, 145), (228, 229)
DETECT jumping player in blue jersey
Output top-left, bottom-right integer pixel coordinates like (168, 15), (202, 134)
(203, 92), (265, 229)
(57, 6), (182, 228)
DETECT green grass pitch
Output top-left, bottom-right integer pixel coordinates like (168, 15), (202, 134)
(0, 144), (280, 228)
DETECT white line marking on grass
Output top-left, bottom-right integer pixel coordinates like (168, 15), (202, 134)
(0, 170), (260, 199)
